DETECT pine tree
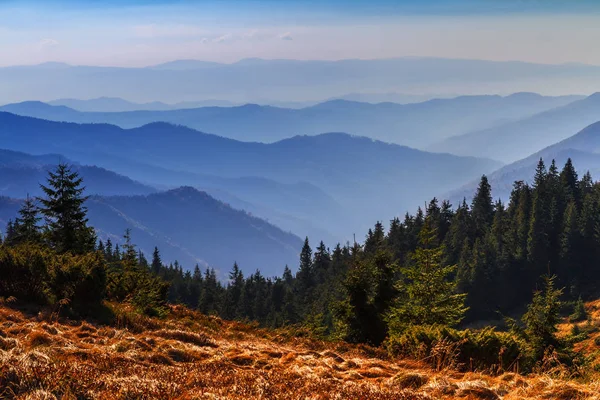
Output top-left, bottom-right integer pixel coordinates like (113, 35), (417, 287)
(282, 265), (294, 286)
(113, 244), (121, 261)
(559, 201), (580, 292)
(223, 262), (244, 319)
(296, 237), (314, 310)
(13, 195), (41, 244)
(522, 275), (563, 360)
(151, 246), (162, 275)
(471, 175), (494, 237)
(105, 238), (114, 261)
(388, 221), (468, 332)
(364, 222), (385, 254)
(38, 163), (95, 254)
(528, 159), (551, 279)
(121, 229), (138, 266)
(97, 240), (106, 255)
(313, 241), (331, 284)
(3, 219), (16, 246)
(560, 158), (579, 206)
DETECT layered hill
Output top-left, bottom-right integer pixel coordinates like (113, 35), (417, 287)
(0, 186), (303, 276)
(0, 112), (502, 238)
(0, 149), (155, 198)
(88, 187), (302, 276)
(0, 93), (580, 147)
(0, 57), (596, 106)
(447, 120), (600, 202)
(430, 93), (600, 163)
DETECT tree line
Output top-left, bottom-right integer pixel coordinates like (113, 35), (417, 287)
(0, 159), (594, 371)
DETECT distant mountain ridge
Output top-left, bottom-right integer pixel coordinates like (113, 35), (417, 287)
(0, 57), (595, 114)
(0, 93), (582, 147)
(429, 93), (600, 163)
(0, 112), (502, 240)
(48, 97), (239, 112)
(446, 120), (600, 203)
(0, 186), (303, 276)
(0, 148), (155, 198)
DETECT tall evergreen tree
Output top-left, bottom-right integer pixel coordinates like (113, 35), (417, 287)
(151, 246), (162, 275)
(388, 221), (467, 332)
(38, 163), (95, 254)
(13, 195), (41, 244)
(471, 175), (494, 237)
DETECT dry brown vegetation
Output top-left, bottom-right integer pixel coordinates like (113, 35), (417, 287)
(1, 303), (600, 399)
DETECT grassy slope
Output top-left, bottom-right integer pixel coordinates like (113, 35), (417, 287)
(0, 303), (598, 399)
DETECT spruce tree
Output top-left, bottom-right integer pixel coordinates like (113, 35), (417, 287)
(388, 220), (467, 332)
(224, 262), (244, 319)
(522, 275), (563, 360)
(13, 195), (41, 244)
(121, 229), (138, 266)
(3, 220), (16, 246)
(560, 158), (579, 206)
(471, 175), (494, 237)
(151, 246), (162, 275)
(38, 163), (95, 254)
(296, 237), (314, 301)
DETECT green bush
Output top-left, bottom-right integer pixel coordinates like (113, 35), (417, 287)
(48, 251), (107, 312)
(570, 297), (588, 322)
(0, 244), (51, 303)
(386, 325), (530, 373)
(0, 244), (107, 313)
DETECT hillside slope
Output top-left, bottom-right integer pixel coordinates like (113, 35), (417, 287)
(88, 187), (303, 276)
(0, 303), (597, 399)
(429, 93), (600, 163)
(447, 121), (600, 202)
(0, 93), (581, 147)
(0, 112), (502, 238)
(0, 187), (303, 276)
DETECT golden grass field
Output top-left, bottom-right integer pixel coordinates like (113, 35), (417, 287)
(1, 302), (600, 399)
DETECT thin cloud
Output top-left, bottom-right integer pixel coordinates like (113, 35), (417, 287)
(39, 38), (59, 48)
(133, 24), (208, 39)
(279, 32), (293, 41)
(214, 34), (233, 43)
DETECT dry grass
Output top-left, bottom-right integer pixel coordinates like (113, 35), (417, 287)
(0, 303), (599, 399)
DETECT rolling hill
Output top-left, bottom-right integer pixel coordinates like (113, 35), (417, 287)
(446, 120), (600, 202)
(0, 187), (303, 276)
(429, 93), (600, 163)
(0, 93), (581, 147)
(0, 112), (502, 238)
(0, 149), (155, 198)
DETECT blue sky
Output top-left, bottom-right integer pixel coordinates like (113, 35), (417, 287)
(2, 0), (600, 66)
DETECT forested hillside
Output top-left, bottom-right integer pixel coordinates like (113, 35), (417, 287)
(1, 159), (596, 374)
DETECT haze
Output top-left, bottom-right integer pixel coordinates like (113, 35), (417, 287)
(2, 0), (600, 68)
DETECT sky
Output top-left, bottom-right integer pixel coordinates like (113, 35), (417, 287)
(2, 0), (600, 67)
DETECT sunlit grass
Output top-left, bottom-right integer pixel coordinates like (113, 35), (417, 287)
(0, 302), (599, 399)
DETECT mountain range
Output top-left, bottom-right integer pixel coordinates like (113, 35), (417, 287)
(0, 111), (501, 243)
(447, 120), (600, 203)
(0, 186), (303, 276)
(430, 93), (600, 163)
(0, 57), (597, 105)
(0, 93), (581, 148)
(0, 149), (155, 198)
